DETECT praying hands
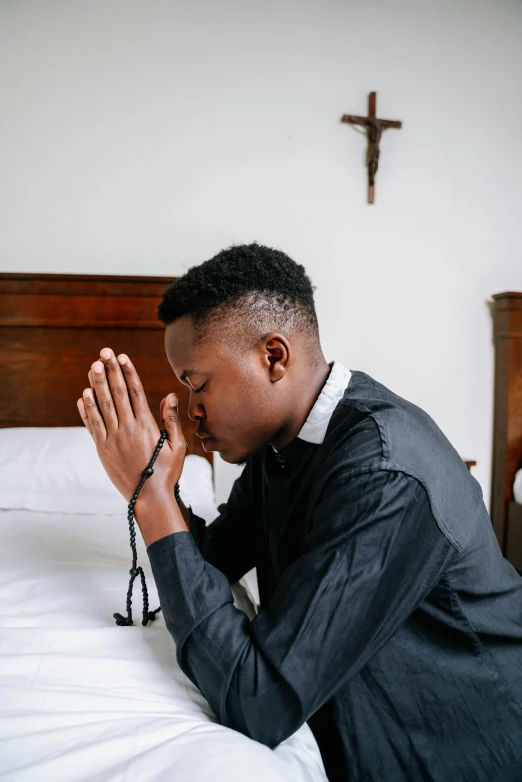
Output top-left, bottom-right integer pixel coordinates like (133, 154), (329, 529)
(76, 347), (189, 545)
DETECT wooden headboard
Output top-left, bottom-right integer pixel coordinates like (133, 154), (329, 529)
(491, 291), (522, 570)
(0, 272), (212, 468)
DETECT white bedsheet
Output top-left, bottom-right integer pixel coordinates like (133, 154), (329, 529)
(0, 509), (327, 781)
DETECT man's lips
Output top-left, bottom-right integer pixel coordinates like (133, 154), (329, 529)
(201, 436), (217, 452)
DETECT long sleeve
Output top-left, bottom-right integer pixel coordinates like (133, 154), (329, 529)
(147, 469), (456, 748)
(184, 460), (257, 584)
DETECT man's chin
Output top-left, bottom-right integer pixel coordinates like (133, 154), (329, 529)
(219, 449), (249, 467)
(219, 442), (266, 466)
(211, 441), (251, 466)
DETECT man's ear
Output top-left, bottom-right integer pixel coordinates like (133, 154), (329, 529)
(264, 334), (290, 382)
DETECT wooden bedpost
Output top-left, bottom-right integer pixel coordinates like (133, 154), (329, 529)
(491, 292), (522, 567)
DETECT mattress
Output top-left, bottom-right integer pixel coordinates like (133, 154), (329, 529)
(0, 508), (327, 781)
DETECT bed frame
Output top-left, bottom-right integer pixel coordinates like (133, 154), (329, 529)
(0, 272), (212, 469)
(491, 291), (522, 571)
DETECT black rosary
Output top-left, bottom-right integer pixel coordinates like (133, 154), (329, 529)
(113, 429), (181, 627)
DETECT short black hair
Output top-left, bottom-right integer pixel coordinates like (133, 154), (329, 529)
(158, 242), (319, 347)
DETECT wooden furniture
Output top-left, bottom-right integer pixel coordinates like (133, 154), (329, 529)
(0, 272), (212, 468)
(491, 291), (522, 571)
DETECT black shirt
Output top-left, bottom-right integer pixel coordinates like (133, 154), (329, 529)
(147, 370), (522, 781)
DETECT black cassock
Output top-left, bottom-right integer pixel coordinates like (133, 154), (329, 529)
(147, 370), (522, 782)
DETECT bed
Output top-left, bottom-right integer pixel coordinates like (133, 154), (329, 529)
(491, 291), (522, 573)
(0, 272), (327, 782)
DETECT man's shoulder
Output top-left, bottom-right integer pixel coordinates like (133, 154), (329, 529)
(340, 370), (432, 425)
(329, 370), (455, 467)
(325, 370), (440, 469)
(323, 371), (487, 551)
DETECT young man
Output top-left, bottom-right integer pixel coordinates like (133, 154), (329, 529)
(78, 243), (522, 782)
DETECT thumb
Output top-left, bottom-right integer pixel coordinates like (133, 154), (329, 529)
(161, 394), (187, 451)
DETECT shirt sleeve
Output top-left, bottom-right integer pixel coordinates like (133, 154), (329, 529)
(147, 468), (456, 748)
(183, 459), (258, 584)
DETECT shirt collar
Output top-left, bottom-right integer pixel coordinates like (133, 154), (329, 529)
(269, 361), (352, 455)
(297, 361), (352, 445)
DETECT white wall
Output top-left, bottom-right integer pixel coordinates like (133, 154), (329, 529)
(1, 0), (521, 507)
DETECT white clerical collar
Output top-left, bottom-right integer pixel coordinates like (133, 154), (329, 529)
(297, 361), (352, 445)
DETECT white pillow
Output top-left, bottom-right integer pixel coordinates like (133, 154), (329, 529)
(0, 427), (216, 518)
(0, 427), (259, 612)
(514, 469), (522, 505)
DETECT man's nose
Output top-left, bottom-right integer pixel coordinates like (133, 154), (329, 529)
(187, 401), (205, 422)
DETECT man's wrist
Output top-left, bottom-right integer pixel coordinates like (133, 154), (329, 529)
(177, 496), (190, 526)
(134, 490), (189, 547)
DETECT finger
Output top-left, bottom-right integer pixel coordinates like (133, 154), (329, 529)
(99, 348), (134, 427)
(160, 394), (187, 453)
(87, 369), (99, 411)
(82, 388), (107, 442)
(91, 360), (119, 433)
(77, 397), (93, 436)
(88, 370), (97, 406)
(116, 353), (150, 417)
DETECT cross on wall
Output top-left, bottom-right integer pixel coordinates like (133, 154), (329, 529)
(342, 92), (402, 204)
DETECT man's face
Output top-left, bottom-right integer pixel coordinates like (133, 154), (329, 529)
(165, 317), (279, 464)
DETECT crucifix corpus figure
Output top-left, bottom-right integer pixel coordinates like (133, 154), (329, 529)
(342, 92), (402, 204)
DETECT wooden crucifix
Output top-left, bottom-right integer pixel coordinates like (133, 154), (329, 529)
(342, 92), (402, 204)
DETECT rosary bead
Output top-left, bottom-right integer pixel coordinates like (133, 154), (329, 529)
(143, 466), (154, 477)
(129, 567), (140, 577)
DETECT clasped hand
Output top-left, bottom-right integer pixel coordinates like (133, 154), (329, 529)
(76, 348), (187, 508)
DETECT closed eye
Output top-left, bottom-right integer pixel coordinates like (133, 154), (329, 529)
(194, 382), (207, 393)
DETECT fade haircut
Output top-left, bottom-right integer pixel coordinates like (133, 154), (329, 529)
(157, 243), (320, 351)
